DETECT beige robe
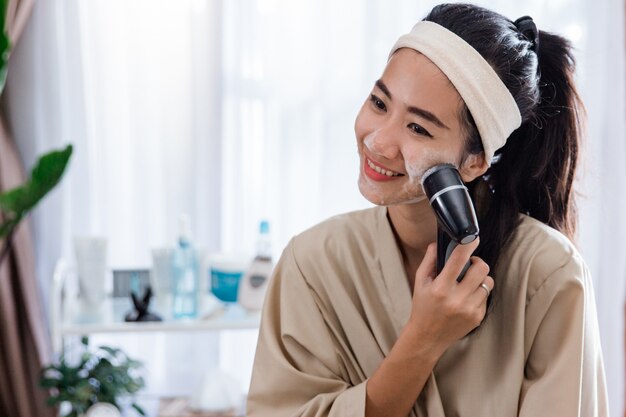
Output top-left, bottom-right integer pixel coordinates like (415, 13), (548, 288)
(247, 206), (609, 416)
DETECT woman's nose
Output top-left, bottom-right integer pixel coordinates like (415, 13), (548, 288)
(364, 128), (400, 160)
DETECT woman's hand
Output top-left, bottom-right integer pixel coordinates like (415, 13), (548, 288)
(406, 238), (494, 359)
(365, 238), (493, 417)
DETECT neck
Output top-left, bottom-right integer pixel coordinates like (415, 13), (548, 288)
(387, 201), (438, 268)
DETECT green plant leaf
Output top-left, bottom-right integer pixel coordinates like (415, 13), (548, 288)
(0, 186), (34, 215)
(74, 380), (93, 402)
(0, 215), (20, 238)
(132, 403), (146, 416)
(31, 144), (73, 190)
(46, 395), (60, 406)
(126, 359), (143, 368)
(99, 346), (121, 358)
(39, 377), (62, 389)
(0, 144), (73, 226)
(0, 0), (10, 94)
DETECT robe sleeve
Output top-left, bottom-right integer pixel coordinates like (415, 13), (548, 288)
(246, 239), (368, 417)
(518, 254), (609, 416)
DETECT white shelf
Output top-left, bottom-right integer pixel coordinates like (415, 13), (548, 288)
(51, 259), (261, 353)
(60, 296), (261, 336)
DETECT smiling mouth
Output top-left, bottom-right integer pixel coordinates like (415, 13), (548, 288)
(366, 158), (404, 177)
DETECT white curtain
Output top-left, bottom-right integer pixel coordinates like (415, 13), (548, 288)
(6, 0), (625, 414)
(6, 0), (225, 402)
(573, 0), (626, 415)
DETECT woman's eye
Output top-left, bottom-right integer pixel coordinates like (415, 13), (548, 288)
(369, 94), (386, 111)
(408, 123), (433, 138)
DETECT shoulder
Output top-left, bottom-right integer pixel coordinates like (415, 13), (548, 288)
(292, 207), (380, 252)
(287, 206), (382, 287)
(500, 214), (587, 303)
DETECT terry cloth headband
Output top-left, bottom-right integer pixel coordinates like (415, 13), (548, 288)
(389, 21), (522, 164)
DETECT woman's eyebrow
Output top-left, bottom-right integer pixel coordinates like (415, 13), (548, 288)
(407, 106), (450, 130)
(375, 79), (393, 99)
(375, 79), (450, 130)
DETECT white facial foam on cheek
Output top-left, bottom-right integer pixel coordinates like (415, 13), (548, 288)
(405, 158), (432, 183)
(401, 148), (456, 203)
(404, 149), (441, 183)
(363, 133), (377, 153)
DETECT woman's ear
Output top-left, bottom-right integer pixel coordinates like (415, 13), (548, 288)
(459, 152), (489, 182)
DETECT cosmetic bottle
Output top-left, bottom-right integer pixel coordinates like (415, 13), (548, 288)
(238, 220), (274, 311)
(171, 214), (199, 319)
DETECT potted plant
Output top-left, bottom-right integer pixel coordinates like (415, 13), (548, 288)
(39, 336), (146, 417)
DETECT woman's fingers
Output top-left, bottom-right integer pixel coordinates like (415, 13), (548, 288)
(439, 237), (480, 288)
(457, 255), (490, 291)
(468, 276), (495, 309)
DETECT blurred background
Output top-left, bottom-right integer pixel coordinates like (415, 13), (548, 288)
(1, 0), (624, 416)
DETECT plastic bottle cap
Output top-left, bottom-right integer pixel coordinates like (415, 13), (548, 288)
(179, 214), (192, 241)
(259, 220), (270, 235)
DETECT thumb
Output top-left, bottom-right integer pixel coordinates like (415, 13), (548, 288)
(415, 242), (437, 284)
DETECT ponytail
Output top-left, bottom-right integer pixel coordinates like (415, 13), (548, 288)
(426, 3), (585, 275)
(472, 29), (584, 271)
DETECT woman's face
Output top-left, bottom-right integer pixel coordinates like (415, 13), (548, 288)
(355, 48), (483, 206)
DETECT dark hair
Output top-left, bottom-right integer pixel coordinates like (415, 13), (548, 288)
(424, 4), (584, 306)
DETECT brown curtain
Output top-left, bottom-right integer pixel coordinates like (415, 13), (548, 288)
(0, 0), (54, 416)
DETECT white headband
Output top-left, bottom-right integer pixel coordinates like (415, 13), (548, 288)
(389, 21), (522, 164)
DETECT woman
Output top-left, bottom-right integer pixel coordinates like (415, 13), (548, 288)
(246, 3), (609, 417)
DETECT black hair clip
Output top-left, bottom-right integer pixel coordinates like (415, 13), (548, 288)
(514, 15), (540, 54)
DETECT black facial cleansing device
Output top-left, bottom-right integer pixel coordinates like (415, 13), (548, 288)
(421, 163), (479, 281)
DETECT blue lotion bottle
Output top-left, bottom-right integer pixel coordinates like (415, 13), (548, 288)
(171, 214), (199, 319)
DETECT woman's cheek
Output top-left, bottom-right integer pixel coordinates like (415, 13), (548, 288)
(363, 133), (376, 151)
(354, 103), (370, 139)
(403, 147), (451, 183)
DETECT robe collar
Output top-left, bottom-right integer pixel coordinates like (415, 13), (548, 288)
(375, 205), (413, 334)
(375, 205), (447, 417)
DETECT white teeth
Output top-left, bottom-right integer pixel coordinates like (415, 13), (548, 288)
(367, 158), (401, 177)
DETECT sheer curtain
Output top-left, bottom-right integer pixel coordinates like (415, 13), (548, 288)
(5, 0), (625, 414)
(6, 0), (223, 292)
(6, 0), (225, 402)
(219, 1), (626, 412)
